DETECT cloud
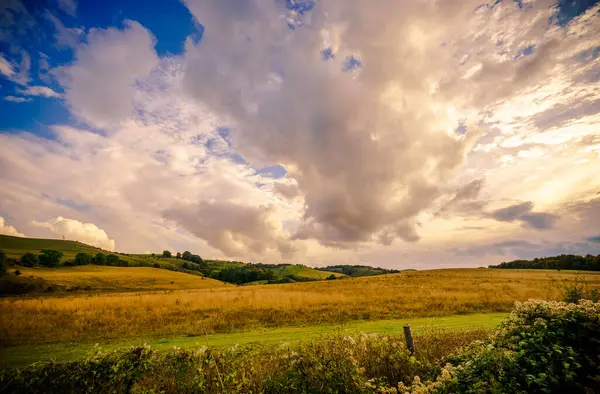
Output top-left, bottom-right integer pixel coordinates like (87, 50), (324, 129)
(0, 54), (15, 78)
(3, 95), (32, 103)
(491, 201), (558, 229)
(56, 20), (159, 128)
(492, 201), (535, 222)
(587, 236), (600, 243)
(164, 201), (296, 258)
(45, 11), (84, 48)
(181, 0), (485, 247)
(31, 216), (115, 251)
(0, 216), (25, 237)
(56, 0), (77, 17)
(17, 85), (61, 98)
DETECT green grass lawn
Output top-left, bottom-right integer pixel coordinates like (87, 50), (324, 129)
(0, 312), (507, 367)
(276, 264), (345, 279)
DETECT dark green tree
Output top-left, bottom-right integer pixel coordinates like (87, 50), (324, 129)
(182, 251), (192, 261)
(20, 252), (39, 267)
(106, 254), (119, 266)
(93, 253), (107, 265)
(326, 274), (337, 280)
(162, 250), (172, 258)
(0, 250), (6, 277)
(39, 250), (63, 267)
(176, 252), (181, 259)
(74, 253), (92, 266)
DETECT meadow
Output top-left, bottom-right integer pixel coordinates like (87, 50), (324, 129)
(2, 268), (598, 349)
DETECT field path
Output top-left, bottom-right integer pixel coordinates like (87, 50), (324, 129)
(1, 312), (507, 367)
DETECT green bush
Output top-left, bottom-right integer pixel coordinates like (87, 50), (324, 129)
(0, 250), (6, 277)
(93, 253), (107, 265)
(400, 299), (600, 393)
(106, 254), (119, 266)
(38, 249), (63, 267)
(74, 253), (92, 266)
(20, 252), (39, 267)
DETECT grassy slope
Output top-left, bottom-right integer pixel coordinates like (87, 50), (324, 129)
(15, 265), (227, 291)
(0, 312), (507, 367)
(275, 264), (345, 279)
(0, 235), (340, 281)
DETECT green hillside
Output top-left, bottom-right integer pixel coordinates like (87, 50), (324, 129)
(275, 264), (345, 280)
(0, 234), (106, 261)
(316, 265), (404, 277)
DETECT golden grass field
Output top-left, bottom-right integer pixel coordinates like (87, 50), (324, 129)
(2, 268), (599, 348)
(14, 265), (227, 291)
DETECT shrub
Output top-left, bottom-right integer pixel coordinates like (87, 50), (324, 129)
(399, 299), (600, 393)
(74, 253), (92, 266)
(20, 252), (39, 267)
(561, 277), (599, 303)
(14, 269), (21, 276)
(162, 250), (172, 258)
(93, 253), (107, 265)
(106, 254), (119, 266)
(153, 263), (160, 268)
(38, 249), (63, 267)
(0, 250), (6, 277)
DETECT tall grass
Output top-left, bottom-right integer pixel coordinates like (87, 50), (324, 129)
(1, 269), (598, 347)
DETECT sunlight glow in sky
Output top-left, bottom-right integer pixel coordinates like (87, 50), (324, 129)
(0, 0), (599, 268)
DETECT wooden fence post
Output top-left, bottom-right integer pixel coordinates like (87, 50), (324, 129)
(403, 324), (415, 355)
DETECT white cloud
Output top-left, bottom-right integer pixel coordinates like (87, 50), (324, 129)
(0, 54), (15, 77)
(45, 11), (84, 48)
(56, 0), (77, 17)
(0, 1), (599, 266)
(31, 216), (115, 251)
(3, 95), (32, 103)
(0, 216), (25, 237)
(56, 20), (159, 128)
(17, 85), (61, 98)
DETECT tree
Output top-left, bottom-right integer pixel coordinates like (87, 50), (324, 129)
(153, 263), (160, 268)
(182, 251), (192, 261)
(93, 253), (107, 265)
(74, 253), (92, 266)
(0, 250), (6, 277)
(176, 252), (181, 259)
(38, 250), (63, 267)
(182, 262), (189, 269)
(106, 254), (119, 266)
(190, 254), (204, 265)
(326, 274), (337, 280)
(21, 252), (39, 267)
(162, 250), (172, 258)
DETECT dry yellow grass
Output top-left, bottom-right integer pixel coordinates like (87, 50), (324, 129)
(1, 268), (598, 347)
(14, 265), (227, 291)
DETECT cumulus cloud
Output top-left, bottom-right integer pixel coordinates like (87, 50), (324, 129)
(31, 216), (115, 251)
(1, 1), (599, 265)
(17, 85), (61, 98)
(45, 11), (84, 48)
(57, 20), (159, 127)
(165, 201), (295, 258)
(0, 216), (25, 237)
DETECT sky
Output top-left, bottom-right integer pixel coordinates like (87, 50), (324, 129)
(0, 0), (599, 269)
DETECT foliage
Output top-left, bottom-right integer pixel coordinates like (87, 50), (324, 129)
(326, 274), (337, 280)
(14, 269), (20, 276)
(93, 252), (107, 265)
(176, 252), (181, 259)
(106, 254), (119, 266)
(0, 249), (5, 277)
(181, 251), (192, 261)
(162, 250), (172, 258)
(317, 264), (401, 277)
(38, 249), (63, 267)
(20, 252), (39, 267)
(399, 300), (600, 393)
(74, 253), (92, 266)
(561, 276), (600, 303)
(490, 253), (600, 271)
(2, 301), (598, 393)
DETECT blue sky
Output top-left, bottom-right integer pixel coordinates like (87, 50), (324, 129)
(0, 0), (599, 268)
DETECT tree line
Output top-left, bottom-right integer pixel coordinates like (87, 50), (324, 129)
(489, 254), (600, 271)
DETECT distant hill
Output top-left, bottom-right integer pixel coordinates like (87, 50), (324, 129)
(316, 265), (404, 277)
(489, 254), (600, 271)
(0, 234), (344, 291)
